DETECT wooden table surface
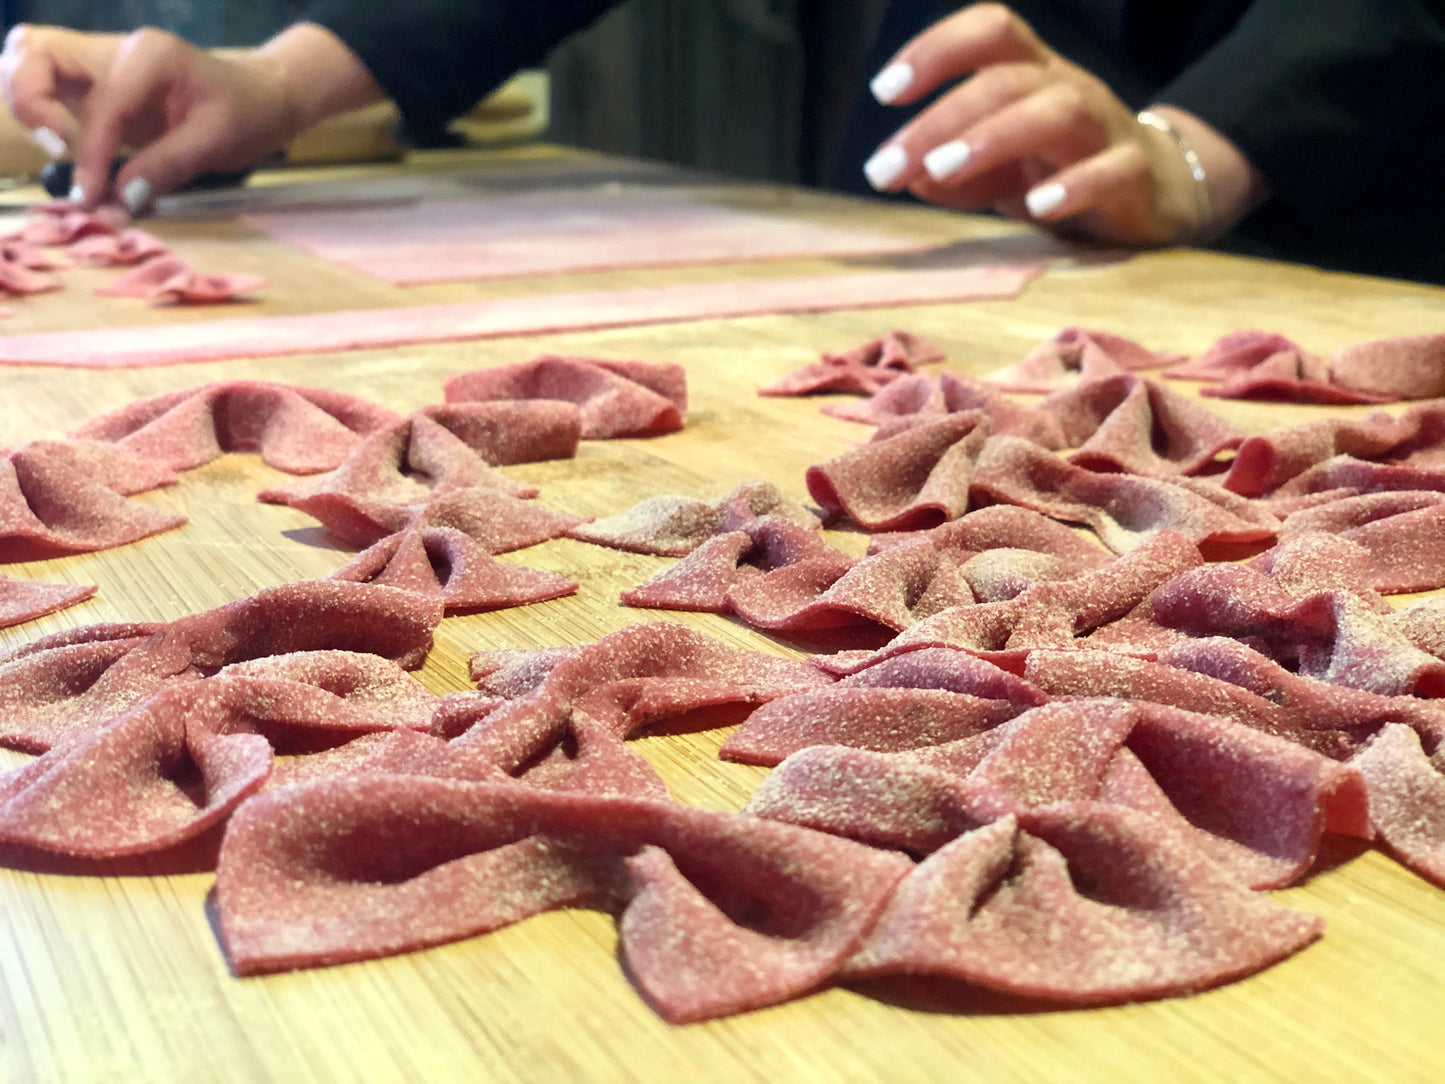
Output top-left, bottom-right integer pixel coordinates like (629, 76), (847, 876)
(2, 146), (1444, 1084)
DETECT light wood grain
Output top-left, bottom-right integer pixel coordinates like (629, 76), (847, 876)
(2, 148), (1444, 1084)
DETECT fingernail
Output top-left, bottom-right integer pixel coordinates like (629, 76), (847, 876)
(1026, 182), (1067, 218)
(922, 140), (972, 181)
(870, 62), (915, 104)
(121, 176), (152, 216)
(68, 183), (85, 205)
(863, 145), (908, 190)
(31, 126), (68, 159)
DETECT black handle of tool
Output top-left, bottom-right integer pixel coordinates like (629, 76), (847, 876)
(39, 158), (260, 199)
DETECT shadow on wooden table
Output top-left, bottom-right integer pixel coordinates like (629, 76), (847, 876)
(846, 974), (1070, 1017)
(1294, 834), (1374, 886)
(842, 232), (1138, 273)
(0, 819), (226, 878)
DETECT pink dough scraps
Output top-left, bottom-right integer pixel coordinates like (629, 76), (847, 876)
(969, 435), (1279, 554)
(96, 254), (267, 304)
(216, 651), (440, 736)
(449, 623), (833, 769)
(9, 201), (127, 246)
(0, 575), (97, 629)
(0, 255), (60, 296)
(744, 744), (994, 853)
(1246, 532), (1391, 606)
(746, 744), (1327, 998)
(1167, 330), (1445, 404)
(621, 515), (844, 612)
(1, 239), (66, 270)
(263, 727), (508, 790)
(726, 535), (976, 634)
(744, 695), (1369, 892)
(0, 680), (273, 857)
(443, 623), (833, 800)
(1200, 349), (1391, 405)
(260, 412), (541, 513)
(0, 650), (446, 859)
(1223, 401), (1445, 497)
(838, 646), (1051, 708)
(214, 775), (913, 1022)
(1267, 455), (1445, 500)
(1353, 724), (1445, 886)
(724, 520), (1112, 640)
(444, 355), (686, 439)
(569, 480), (817, 556)
(1275, 500), (1445, 593)
(958, 699), (1371, 888)
(1, 440), (188, 561)
(1395, 596), (1445, 661)
(331, 525), (578, 612)
(847, 530), (1202, 673)
(469, 646), (583, 698)
(866, 505), (1112, 568)
(1163, 637), (1445, 739)
(1148, 563), (1445, 697)
(821, 371), (1068, 450)
(983, 327), (1184, 392)
(760, 329), (945, 396)
(1039, 374), (1244, 476)
(1025, 649), (1293, 737)
(257, 410), (587, 551)
(719, 685), (1020, 766)
(1330, 333), (1445, 401)
(68, 228), (171, 267)
(0, 625), (187, 753)
(416, 401), (582, 466)
(71, 380), (403, 474)
(807, 412), (990, 531)
(0, 581), (442, 753)
(0, 266), (1039, 369)
(1163, 330), (1305, 381)
(293, 485), (586, 552)
(839, 803), (1323, 1002)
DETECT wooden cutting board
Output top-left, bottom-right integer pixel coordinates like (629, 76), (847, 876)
(2, 147), (1444, 1084)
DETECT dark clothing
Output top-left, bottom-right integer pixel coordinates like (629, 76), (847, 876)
(305, 0), (1445, 283)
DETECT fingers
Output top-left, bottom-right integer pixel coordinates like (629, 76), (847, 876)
(868, 73), (1113, 197)
(72, 28), (190, 208)
(0, 26), (79, 154)
(1022, 142), (1149, 223)
(869, 4), (1048, 106)
(929, 82), (1108, 181)
(112, 101), (230, 213)
(905, 160), (1033, 214)
(864, 63), (1045, 191)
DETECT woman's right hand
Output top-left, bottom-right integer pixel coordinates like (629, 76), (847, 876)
(0, 22), (380, 213)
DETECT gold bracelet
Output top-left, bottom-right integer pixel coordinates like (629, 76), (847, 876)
(1137, 109), (1213, 241)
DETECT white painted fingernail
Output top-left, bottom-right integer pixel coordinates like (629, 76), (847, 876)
(923, 140), (972, 181)
(121, 176), (152, 216)
(1026, 182), (1067, 218)
(68, 183), (84, 205)
(31, 126), (67, 159)
(863, 145), (908, 190)
(870, 62), (915, 104)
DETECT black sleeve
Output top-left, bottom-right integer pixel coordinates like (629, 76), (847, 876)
(1155, 0), (1445, 225)
(303, 0), (622, 141)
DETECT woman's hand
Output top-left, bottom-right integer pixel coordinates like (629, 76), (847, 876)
(0, 23), (382, 213)
(863, 4), (1264, 245)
